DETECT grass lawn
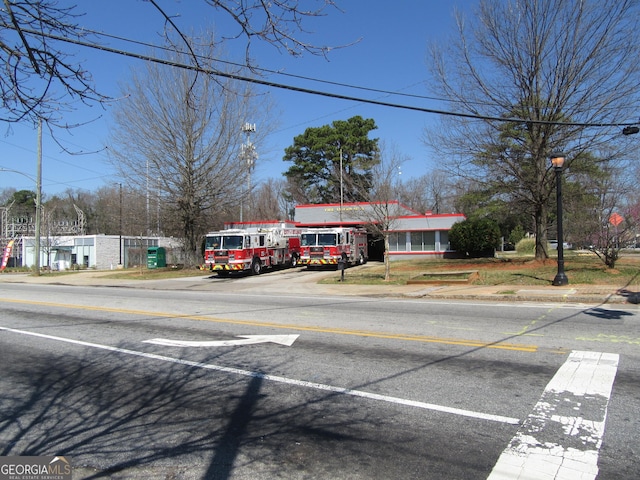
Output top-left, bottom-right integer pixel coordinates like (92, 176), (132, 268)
(8, 251), (639, 288)
(4, 265), (207, 281)
(322, 251), (640, 287)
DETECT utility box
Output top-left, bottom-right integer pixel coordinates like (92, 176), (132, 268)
(147, 247), (166, 269)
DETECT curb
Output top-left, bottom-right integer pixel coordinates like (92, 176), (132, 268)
(415, 293), (628, 304)
(0, 272), (636, 305)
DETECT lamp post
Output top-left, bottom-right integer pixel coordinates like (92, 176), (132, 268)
(551, 152), (568, 286)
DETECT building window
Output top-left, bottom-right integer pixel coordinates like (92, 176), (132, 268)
(74, 237), (94, 246)
(388, 232), (406, 251)
(440, 231), (449, 250)
(410, 232), (421, 251)
(123, 238), (157, 248)
(426, 231), (436, 250)
(386, 231), (453, 252)
(410, 231), (436, 251)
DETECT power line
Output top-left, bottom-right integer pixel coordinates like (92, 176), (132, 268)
(80, 27), (446, 104)
(81, 27), (638, 120)
(10, 26), (640, 129)
(82, 27), (435, 134)
(83, 30), (640, 124)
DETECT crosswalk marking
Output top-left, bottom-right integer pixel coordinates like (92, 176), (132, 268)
(488, 350), (619, 480)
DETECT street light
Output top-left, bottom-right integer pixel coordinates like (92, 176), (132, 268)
(550, 152), (568, 286)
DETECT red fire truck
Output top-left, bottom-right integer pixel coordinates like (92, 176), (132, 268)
(299, 227), (368, 267)
(204, 227), (301, 275)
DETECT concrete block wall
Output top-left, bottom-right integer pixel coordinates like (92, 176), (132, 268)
(95, 236), (122, 270)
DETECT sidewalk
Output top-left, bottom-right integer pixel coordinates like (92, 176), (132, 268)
(1, 270), (637, 305)
(301, 281), (636, 304)
(410, 283), (636, 304)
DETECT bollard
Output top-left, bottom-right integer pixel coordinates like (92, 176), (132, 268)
(338, 257), (345, 281)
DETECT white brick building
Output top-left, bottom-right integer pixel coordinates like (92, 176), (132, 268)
(18, 234), (182, 270)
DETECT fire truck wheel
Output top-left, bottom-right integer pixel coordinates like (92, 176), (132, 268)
(251, 258), (262, 275)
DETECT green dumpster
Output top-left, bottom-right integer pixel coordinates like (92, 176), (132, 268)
(147, 247), (166, 269)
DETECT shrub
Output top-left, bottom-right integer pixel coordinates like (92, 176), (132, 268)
(515, 237), (536, 254)
(450, 218), (501, 257)
(509, 225), (526, 245)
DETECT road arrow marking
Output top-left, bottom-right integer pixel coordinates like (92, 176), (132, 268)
(143, 334), (299, 348)
(0, 326), (518, 424)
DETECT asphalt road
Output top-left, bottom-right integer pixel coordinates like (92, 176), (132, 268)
(0, 280), (638, 479)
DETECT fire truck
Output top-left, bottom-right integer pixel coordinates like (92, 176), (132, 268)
(299, 227), (368, 267)
(204, 227), (301, 275)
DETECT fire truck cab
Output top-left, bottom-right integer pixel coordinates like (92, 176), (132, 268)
(299, 227), (368, 267)
(204, 227), (300, 275)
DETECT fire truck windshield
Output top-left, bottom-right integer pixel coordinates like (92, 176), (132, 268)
(300, 233), (315, 246)
(318, 233), (338, 246)
(205, 235), (243, 249)
(301, 232), (338, 246)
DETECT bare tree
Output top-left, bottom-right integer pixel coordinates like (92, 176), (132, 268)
(358, 145), (406, 281)
(250, 178), (289, 221)
(91, 184), (150, 236)
(579, 160), (637, 268)
(398, 170), (456, 214)
(0, 1), (345, 125)
(92, 185), (122, 236)
(0, 187), (18, 207)
(0, 1), (105, 125)
(424, 0), (640, 261)
(205, 0), (344, 61)
(396, 176), (429, 213)
(108, 38), (275, 264)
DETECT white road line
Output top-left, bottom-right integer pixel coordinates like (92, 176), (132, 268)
(488, 350), (619, 480)
(0, 325), (519, 425)
(143, 334), (300, 347)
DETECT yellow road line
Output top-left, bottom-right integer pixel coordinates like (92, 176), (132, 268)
(0, 297), (539, 353)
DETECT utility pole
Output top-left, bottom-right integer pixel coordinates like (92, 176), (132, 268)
(339, 147), (343, 222)
(119, 183), (123, 266)
(240, 123), (257, 222)
(35, 119), (42, 276)
(146, 159), (150, 235)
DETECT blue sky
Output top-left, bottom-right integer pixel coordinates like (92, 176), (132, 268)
(0, 0), (471, 196)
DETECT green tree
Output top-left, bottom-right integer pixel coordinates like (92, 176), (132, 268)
(5, 189), (36, 217)
(452, 175), (532, 244)
(508, 225), (526, 246)
(283, 116), (380, 204)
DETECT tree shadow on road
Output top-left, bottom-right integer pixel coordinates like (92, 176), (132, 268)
(0, 337), (425, 479)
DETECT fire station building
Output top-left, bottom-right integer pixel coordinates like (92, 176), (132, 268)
(293, 201), (465, 261)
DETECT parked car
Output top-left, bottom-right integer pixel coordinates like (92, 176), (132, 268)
(549, 241), (572, 250)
